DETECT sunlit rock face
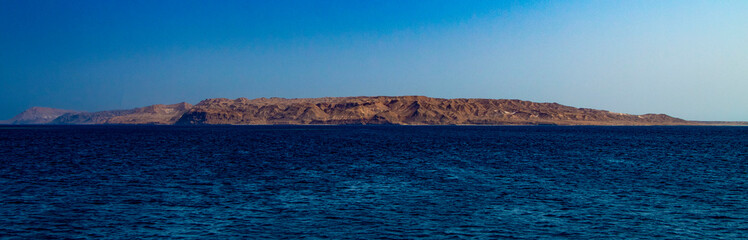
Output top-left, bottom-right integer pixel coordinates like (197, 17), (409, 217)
(175, 96), (688, 125)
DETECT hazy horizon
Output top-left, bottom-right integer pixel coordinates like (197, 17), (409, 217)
(2, 1), (747, 121)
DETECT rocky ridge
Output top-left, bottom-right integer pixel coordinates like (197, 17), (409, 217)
(4, 96), (741, 126)
(175, 96), (690, 125)
(51, 102), (192, 125)
(1, 107), (79, 124)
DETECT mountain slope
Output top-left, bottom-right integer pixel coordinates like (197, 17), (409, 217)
(2, 107), (80, 124)
(52, 102), (192, 125)
(175, 96), (689, 125)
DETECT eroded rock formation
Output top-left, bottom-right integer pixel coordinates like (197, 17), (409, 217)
(175, 96), (689, 125)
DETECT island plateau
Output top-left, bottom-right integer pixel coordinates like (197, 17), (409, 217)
(2, 96), (744, 126)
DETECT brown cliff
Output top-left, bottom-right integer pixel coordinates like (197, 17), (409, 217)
(175, 96), (690, 125)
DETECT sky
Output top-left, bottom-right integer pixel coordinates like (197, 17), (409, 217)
(1, 0), (747, 121)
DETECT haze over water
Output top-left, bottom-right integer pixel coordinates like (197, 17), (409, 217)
(1, 126), (746, 239)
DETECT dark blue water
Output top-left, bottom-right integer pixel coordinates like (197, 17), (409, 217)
(0, 126), (746, 239)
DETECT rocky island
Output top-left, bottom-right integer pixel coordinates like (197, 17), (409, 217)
(176, 96), (689, 125)
(2, 96), (744, 126)
(0, 107), (79, 124)
(51, 102), (192, 125)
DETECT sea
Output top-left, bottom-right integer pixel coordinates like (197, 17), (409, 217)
(0, 125), (746, 239)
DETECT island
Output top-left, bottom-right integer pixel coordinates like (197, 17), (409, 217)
(2, 96), (745, 126)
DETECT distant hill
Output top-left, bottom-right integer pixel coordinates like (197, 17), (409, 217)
(1, 107), (79, 124)
(176, 96), (692, 125)
(5, 97), (743, 126)
(51, 102), (192, 125)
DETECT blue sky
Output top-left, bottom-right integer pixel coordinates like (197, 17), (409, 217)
(1, 0), (746, 121)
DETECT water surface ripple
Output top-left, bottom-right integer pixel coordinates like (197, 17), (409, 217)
(0, 126), (746, 239)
